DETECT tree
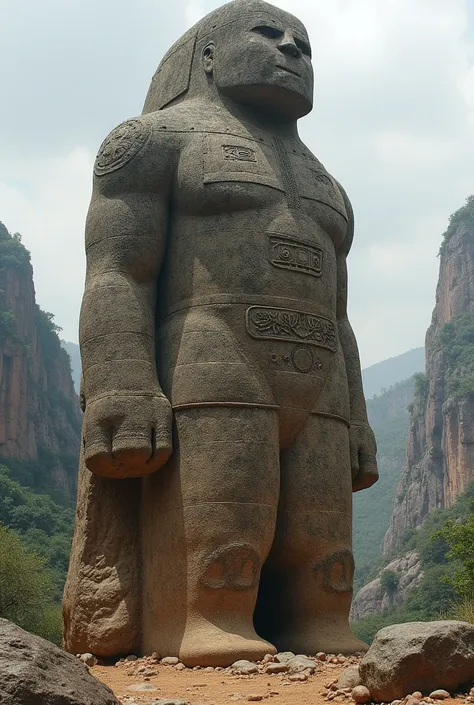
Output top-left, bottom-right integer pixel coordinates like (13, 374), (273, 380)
(0, 524), (55, 630)
(437, 512), (474, 599)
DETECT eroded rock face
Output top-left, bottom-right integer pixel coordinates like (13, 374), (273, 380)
(359, 620), (474, 701)
(350, 551), (422, 620)
(0, 618), (119, 705)
(383, 222), (474, 556)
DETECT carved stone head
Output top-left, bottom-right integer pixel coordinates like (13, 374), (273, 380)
(143, 0), (313, 120)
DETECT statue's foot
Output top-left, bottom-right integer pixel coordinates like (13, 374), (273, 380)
(179, 617), (276, 667)
(276, 623), (368, 656)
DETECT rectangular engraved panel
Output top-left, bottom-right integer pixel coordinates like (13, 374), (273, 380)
(223, 145), (257, 162)
(268, 235), (323, 277)
(246, 306), (337, 351)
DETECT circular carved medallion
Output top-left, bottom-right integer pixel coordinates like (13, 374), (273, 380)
(94, 119), (151, 176)
(291, 345), (314, 374)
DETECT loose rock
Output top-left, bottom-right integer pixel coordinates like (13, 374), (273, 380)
(266, 662), (290, 674)
(232, 660), (259, 675)
(429, 691), (450, 700)
(359, 621), (474, 701)
(275, 652), (296, 663)
(152, 700), (186, 705)
(338, 666), (362, 690)
(248, 696), (264, 702)
(80, 653), (97, 667)
(352, 686), (372, 704)
(317, 652), (328, 661)
(289, 673), (308, 682)
(287, 655), (317, 673)
(161, 656), (180, 666)
(126, 655), (138, 662)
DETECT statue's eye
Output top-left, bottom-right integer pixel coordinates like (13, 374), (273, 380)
(295, 38), (312, 58)
(252, 25), (283, 40)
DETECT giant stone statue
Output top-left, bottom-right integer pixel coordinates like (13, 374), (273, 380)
(63, 0), (378, 666)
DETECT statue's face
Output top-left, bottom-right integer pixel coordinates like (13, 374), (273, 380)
(205, 10), (313, 120)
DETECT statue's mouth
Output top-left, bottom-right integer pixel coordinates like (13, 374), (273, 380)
(276, 64), (301, 78)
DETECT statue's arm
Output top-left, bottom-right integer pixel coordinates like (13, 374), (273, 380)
(80, 118), (174, 479)
(336, 186), (378, 492)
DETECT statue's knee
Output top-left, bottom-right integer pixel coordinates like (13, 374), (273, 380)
(200, 542), (261, 591)
(313, 550), (354, 594)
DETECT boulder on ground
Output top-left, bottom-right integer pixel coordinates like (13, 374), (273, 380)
(0, 618), (119, 705)
(338, 665), (362, 689)
(359, 621), (474, 701)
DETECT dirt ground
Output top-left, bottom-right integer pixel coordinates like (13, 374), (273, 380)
(91, 656), (469, 705)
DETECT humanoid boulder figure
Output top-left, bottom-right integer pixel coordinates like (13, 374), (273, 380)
(63, 0), (378, 666)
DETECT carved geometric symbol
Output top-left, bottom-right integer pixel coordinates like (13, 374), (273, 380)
(94, 119), (151, 176)
(268, 235), (323, 277)
(311, 169), (337, 196)
(201, 543), (260, 591)
(314, 550), (355, 594)
(291, 346), (314, 374)
(222, 145), (257, 163)
(246, 306), (337, 351)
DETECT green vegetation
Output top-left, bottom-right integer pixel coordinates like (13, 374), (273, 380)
(438, 313), (474, 401)
(0, 225), (31, 271)
(413, 372), (429, 405)
(439, 195), (474, 256)
(353, 377), (414, 589)
(0, 524), (62, 645)
(352, 482), (474, 643)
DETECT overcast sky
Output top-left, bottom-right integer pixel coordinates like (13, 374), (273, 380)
(1, 0), (473, 368)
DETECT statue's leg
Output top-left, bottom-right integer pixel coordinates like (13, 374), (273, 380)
(255, 415), (367, 655)
(141, 406), (279, 666)
(63, 446), (141, 657)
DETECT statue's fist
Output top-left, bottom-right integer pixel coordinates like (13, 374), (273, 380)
(82, 394), (172, 478)
(349, 421), (378, 492)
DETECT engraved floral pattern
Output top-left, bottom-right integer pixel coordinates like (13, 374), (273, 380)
(247, 306), (337, 351)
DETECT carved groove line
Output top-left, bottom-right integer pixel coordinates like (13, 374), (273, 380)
(273, 136), (301, 210)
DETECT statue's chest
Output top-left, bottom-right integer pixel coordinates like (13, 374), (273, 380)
(175, 131), (348, 249)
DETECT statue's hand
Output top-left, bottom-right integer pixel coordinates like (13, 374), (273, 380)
(349, 421), (378, 492)
(82, 394), (172, 479)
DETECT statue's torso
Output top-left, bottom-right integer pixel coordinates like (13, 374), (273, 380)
(154, 108), (350, 432)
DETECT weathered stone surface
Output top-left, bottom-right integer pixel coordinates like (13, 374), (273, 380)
(383, 220), (474, 556)
(0, 618), (118, 705)
(64, 0), (377, 666)
(352, 686), (372, 703)
(351, 551), (422, 620)
(232, 660), (259, 675)
(359, 621), (474, 701)
(287, 655), (317, 673)
(338, 665), (362, 689)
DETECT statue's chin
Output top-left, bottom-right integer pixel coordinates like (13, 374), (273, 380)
(221, 83), (313, 121)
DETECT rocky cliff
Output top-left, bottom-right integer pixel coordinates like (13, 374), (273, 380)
(0, 222), (81, 501)
(383, 197), (474, 555)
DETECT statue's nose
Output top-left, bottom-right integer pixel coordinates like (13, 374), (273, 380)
(278, 32), (302, 59)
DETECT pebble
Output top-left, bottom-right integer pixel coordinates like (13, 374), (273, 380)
(203, 666), (214, 672)
(79, 653), (97, 667)
(352, 686), (372, 704)
(405, 696), (421, 705)
(289, 673), (308, 682)
(126, 654), (138, 662)
(161, 656), (180, 666)
(317, 652), (328, 661)
(275, 652), (296, 663)
(412, 694), (423, 700)
(151, 700), (187, 705)
(266, 662), (290, 674)
(429, 691), (450, 701)
(151, 651), (161, 660)
(248, 696), (264, 702)
(232, 660), (259, 675)
(471, 690), (474, 698)
(287, 655), (317, 673)
(175, 663), (186, 671)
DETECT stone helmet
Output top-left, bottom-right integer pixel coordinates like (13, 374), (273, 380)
(142, 0), (313, 119)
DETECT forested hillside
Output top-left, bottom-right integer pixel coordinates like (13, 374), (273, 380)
(0, 221), (80, 643)
(361, 348), (425, 399)
(353, 377), (414, 589)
